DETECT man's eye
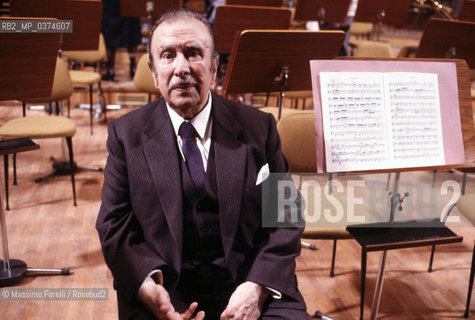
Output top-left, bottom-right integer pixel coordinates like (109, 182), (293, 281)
(162, 53), (172, 59)
(189, 50), (201, 58)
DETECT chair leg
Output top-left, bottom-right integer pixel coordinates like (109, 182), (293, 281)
(465, 244), (475, 318)
(330, 239), (337, 277)
(89, 85), (93, 135)
(13, 153), (17, 185)
(97, 81), (106, 123)
(428, 244), (436, 272)
(3, 155), (9, 211)
(65, 137), (77, 206)
(360, 249), (367, 320)
(22, 102), (26, 117)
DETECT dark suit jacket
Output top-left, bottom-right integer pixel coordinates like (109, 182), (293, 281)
(96, 93), (306, 315)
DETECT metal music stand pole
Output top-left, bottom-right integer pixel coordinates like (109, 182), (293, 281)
(275, 67), (289, 121)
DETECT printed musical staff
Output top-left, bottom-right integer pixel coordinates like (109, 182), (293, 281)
(320, 72), (444, 171)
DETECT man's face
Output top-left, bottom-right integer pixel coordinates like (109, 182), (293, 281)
(149, 18), (218, 119)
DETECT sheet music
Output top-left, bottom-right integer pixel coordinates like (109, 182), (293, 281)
(320, 71), (444, 172)
(385, 72), (444, 168)
(320, 72), (389, 171)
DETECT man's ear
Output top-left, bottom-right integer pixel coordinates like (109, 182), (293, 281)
(147, 61), (159, 88)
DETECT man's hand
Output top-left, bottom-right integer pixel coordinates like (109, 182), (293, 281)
(139, 277), (205, 320)
(220, 281), (269, 320)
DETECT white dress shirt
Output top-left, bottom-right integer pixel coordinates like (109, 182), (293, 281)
(166, 93), (213, 171)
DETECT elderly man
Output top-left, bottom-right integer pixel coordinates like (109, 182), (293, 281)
(96, 9), (311, 320)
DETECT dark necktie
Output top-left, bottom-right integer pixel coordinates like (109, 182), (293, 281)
(180, 121), (206, 196)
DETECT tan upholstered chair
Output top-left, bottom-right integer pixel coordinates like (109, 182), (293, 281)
(277, 111), (369, 277)
(133, 53), (161, 103)
(62, 34), (107, 134)
(353, 40), (394, 58)
(0, 57), (78, 207)
(348, 22), (374, 54)
(429, 191), (475, 318)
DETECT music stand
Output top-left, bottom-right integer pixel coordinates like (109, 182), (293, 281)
(353, 0), (412, 40)
(317, 57), (474, 320)
(294, 0), (352, 26)
(223, 30), (345, 119)
(226, 0), (283, 7)
(214, 5), (292, 55)
(0, 18), (60, 102)
(459, 0), (475, 22)
(416, 18), (475, 70)
(10, 0), (102, 51)
(0, 25), (71, 286)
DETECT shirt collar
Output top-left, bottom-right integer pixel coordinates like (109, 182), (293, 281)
(166, 92), (212, 139)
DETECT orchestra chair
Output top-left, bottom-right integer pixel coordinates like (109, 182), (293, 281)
(453, 194), (475, 318)
(277, 111), (369, 277)
(133, 53), (161, 104)
(62, 33), (107, 134)
(348, 22), (373, 54)
(353, 40), (394, 58)
(427, 176), (475, 318)
(0, 57), (78, 207)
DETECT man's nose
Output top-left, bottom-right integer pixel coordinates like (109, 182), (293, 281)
(174, 53), (190, 76)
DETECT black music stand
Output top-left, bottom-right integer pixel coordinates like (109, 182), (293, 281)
(294, 0), (352, 27)
(353, 0), (412, 40)
(223, 30), (345, 120)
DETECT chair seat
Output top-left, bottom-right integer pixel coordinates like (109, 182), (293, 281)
(300, 188), (371, 239)
(303, 227), (352, 239)
(456, 194), (475, 226)
(69, 70), (101, 85)
(0, 116), (76, 139)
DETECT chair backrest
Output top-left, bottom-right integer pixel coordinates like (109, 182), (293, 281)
(134, 53), (162, 95)
(277, 111), (317, 173)
(27, 57), (74, 103)
(353, 40), (393, 58)
(455, 193), (475, 226)
(61, 34), (107, 63)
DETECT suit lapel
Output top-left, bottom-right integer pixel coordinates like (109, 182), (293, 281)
(212, 97), (247, 259)
(142, 100), (183, 268)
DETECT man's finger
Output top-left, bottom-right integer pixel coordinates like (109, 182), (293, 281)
(194, 310), (205, 320)
(181, 302), (198, 319)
